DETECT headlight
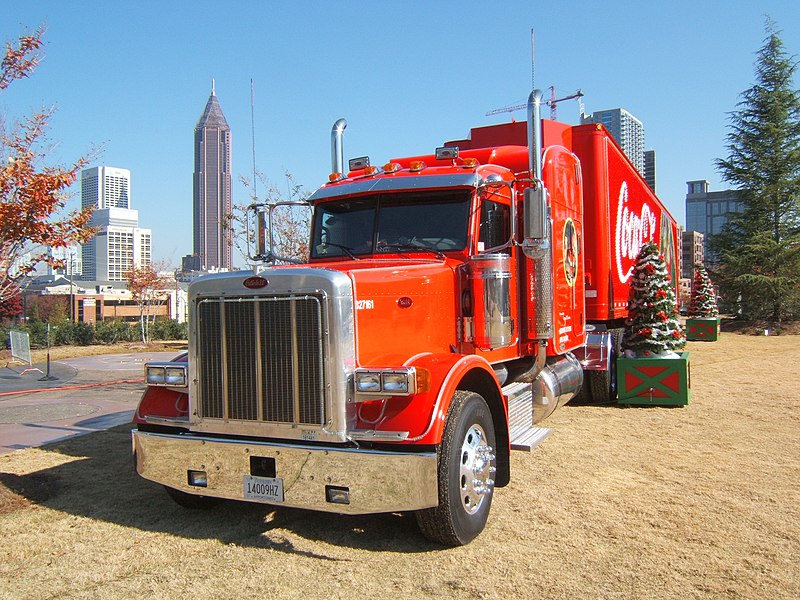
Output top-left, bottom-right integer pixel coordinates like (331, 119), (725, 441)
(145, 362), (188, 387)
(354, 367), (417, 400)
(355, 372), (382, 393)
(382, 372), (409, 394)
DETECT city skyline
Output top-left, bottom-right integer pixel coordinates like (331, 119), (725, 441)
(2, 1), (798, 267)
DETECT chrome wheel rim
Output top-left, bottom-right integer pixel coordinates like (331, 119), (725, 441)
(458, 423), (495, 514)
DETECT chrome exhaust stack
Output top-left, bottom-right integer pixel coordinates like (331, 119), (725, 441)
(527, 89), (543, 181)
(521, 89), (554, 341)
(331, 118), (347, 176)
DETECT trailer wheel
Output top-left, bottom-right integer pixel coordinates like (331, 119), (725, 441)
(587, 328), (623, 404)
(415, 390), (496, 546)
(164, 486), (222, 509)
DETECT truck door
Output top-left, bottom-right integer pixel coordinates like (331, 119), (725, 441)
(543, 145), (586, 354)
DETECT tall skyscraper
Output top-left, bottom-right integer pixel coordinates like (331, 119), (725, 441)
(582, 108), (645, 175)
(80, 166), (152, 281)
(193, 81), (232, 270)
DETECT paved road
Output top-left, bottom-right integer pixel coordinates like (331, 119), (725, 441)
(0, 352), (178, 455)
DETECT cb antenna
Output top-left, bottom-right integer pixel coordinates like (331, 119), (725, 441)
(530, 28), (535, 90)
(250, 78), (257, 199)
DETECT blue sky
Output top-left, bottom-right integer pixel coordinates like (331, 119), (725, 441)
(2, 1), (798, 267)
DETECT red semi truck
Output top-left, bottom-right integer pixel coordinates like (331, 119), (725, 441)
(133, 90), (680, 546)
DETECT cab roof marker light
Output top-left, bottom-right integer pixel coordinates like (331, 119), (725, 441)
(329, 172), (345, 183)
(349, 156), (370, 171)
(383, 162), (402, 173)
(435, 146), (459, 160)
(462, 157), (479, 168)
(409, 160), (426, 172)
(363, 165), (381, 176)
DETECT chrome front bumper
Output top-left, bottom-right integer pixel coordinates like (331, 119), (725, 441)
(132, 430), (438, 514)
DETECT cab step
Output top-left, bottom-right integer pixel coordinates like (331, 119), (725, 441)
(504, 381), (552, 451)
(509, 425), (552, 451)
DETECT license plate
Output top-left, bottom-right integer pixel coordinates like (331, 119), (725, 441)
(243, 476), (284, 502)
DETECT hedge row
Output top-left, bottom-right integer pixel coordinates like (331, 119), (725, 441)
(1, 319), (187, 349)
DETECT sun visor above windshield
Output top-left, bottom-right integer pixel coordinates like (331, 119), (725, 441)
(308, 173), (481, 203)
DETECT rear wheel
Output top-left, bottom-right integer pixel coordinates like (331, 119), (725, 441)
(164, 486), (223, 509)
(416, 390), (497, 546)
(587, 328), (623, 404)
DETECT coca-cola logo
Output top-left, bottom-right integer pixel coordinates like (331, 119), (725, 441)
(243, 276), (269, 289)
(615, 181), (657, 283)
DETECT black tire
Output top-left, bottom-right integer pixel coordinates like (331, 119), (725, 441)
(164, 486), (223, 510)
(415, 390), (497, 546)
(587, 328), (623, 404)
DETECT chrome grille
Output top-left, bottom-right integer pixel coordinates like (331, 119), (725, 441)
(197, 295), (326, 425)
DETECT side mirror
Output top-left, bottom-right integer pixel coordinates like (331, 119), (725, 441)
(523, 186), (549, 240)
(247, 202), (312, 264)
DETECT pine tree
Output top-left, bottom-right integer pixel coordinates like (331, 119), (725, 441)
(712, 19), (800, 322)
(622, 243), (685, 357)
(688, 263), (719, 318)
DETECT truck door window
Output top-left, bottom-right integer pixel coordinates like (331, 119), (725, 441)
(479, 199), (511, 253)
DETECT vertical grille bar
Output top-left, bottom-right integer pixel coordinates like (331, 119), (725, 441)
(295, 298), (325, 423)
(224, 301), (258, 420)
(290, 300), (301, 422)
(198, 300), (223, 418)
(254, 304), (264, 421)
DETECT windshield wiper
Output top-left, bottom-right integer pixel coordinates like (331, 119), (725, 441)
(322, 243), (359, 260)
(377, 241), (445, 260)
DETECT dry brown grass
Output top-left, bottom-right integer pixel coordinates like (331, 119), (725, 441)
(0, 334), (798, 599)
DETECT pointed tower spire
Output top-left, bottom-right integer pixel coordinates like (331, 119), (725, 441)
(212, 78), (216, 96)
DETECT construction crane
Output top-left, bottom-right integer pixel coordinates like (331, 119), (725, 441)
(486, 88), (585, 120)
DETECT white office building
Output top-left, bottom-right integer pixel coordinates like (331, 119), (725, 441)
(80, 166), (152, 281)
(582, 108), (646, 175)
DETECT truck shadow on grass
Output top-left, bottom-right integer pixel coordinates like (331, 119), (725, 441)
(0, 425), (442, 555)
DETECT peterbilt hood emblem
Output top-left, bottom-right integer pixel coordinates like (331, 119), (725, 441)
(243, 276), (269, 289)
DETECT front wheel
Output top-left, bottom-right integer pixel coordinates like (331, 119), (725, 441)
(416, 390), (497, 546)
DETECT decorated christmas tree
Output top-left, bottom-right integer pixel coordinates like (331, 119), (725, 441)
(688, 263), (719, 318)
(622, 242), (686, 357)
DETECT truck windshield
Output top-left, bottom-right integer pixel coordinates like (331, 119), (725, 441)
(311, 190), (471, 259)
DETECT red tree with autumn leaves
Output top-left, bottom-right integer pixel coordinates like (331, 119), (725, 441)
(0, 26), (94, 303)
(126, 264), (172, 343)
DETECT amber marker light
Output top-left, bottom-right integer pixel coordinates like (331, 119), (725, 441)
(383, 162), (401, 173)
(409, 160), (426, 172)
(329, 172), (344, 182)
(461, 157), (479, 168)
(364, 165), (380, 176)
(415, 368), (430, 393)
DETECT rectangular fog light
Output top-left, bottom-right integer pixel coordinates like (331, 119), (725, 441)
(325, 485), (350, 505)
(188, 470), (208, 488)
